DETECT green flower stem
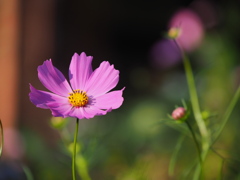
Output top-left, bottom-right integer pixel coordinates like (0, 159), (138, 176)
(176, 42), (210, 179)
(0, 119), (3, 157)
(212, 86), (240, 145)
(182, 52), (209, 148)
(22, 165), (34, 180)
(72, 118), (79, 180)
(169, 135), (185, 176)
(183, 52), (209, 180)
(185, 121), (202, 165)
(193, 150), (208, 180)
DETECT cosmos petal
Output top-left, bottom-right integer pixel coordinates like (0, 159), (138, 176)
(38, 60), (72, 96)
(68, 106), (111, 119)
(29, 84), (67, 109)
(94, 88), (124, 109)
(69, 52), (93, 90)
(85, 61), (119, 97)
(67, 108), (85, 119)
(47, 102), (73, 118)
(82, 106), (111, 119)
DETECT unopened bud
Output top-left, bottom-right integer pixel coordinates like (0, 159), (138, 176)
(50, 117), (67, 129)
(167, 27), (181, 39)
(171, 107), (186, 120)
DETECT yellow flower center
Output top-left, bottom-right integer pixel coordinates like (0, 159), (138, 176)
(68, 89), (88, 107)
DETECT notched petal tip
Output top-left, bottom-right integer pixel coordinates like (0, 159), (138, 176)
(38, 59), (52, 67)
(72, 52), (93, 60)
(29, 85), (49, 109)
(29, 83), (33, 88)
(80, 52), (93, 60)
(69, 52), (94, 90)
(94, 88), (125, 110)
(72, 52), (80, 58)
(37, 58), (72, 96)
(79, 52), (86, 56)
(85, 60), (120, 96)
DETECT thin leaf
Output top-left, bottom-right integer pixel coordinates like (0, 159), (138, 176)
(155, 118), (189, 133)
(22, 165), (34, 180)
(217, 159), (224, 180)
(181, 158), (198, 180)
(169, 135), (185, 176)
(212, 86), (240, 145)
(165, 121), (189, 135)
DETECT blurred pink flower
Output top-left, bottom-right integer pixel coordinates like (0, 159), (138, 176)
(29, 52), (124, 119)
(150, 39), (181, 69)
(169, 8), (204, 52)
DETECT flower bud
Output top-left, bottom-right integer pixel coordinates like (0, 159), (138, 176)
(167, 27), (181, 39)
(171, 107), (186, 120)
(50, 117), (67, 129)
(68, 142), (81, 154)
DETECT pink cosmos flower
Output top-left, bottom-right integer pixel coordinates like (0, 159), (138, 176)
(29, 52), (124, 119)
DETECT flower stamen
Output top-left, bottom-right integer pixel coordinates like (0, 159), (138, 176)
(68, 89), (88, 107)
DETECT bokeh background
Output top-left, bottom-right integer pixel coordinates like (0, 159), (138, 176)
(1, 0), (240, 179)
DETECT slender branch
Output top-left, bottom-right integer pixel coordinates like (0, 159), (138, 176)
(182, 51), (209, 180)
(185, 121), (202, 165)
(22, 164), (34, 180)
(182, 52), (209, 148)
(210, 148), (225, 180)
(169, 135), (185, 176)
(72, 118), (79, 180)
(212, 86), (240, 145)
(0, 119), (3, 158)
(173, 40), (209, 149)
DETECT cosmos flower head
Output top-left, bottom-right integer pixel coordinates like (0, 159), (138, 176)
(29, 52), (124, 119)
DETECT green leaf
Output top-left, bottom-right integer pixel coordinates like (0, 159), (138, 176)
(22, 165), (34, 180)
(169, 135), (185, 176)
(76, 154), (91, 180)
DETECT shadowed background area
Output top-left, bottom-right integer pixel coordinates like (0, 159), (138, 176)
(1, 0), (240, 179)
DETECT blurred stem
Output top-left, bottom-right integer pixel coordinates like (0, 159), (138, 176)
(185, 121), (202, 165)
(169, 135), (185, 176)
(175, 40), (210, 180)
(210, 148), (225, 180)
(72, 118), (79, 180)
(212, 86), (240, 145)
(183, 51), (209, 180)
(22, 164), (34, 180)
(181, 51), (209, 149)
(76, 154), (92, 180)
(218, 159), (224, 180)
(0, 119), (3, 157)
